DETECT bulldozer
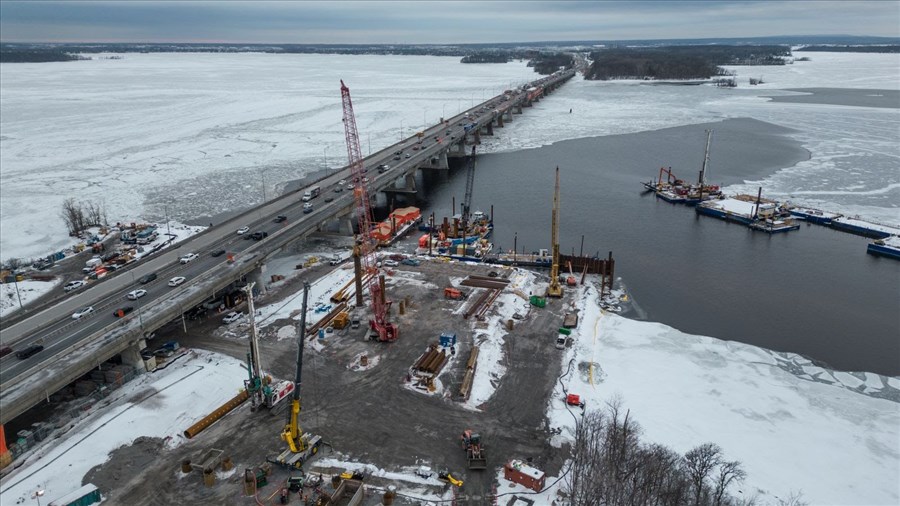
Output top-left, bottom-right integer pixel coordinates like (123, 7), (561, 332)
(460, 429), (487, 470)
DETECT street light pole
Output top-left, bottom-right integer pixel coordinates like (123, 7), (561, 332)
(11, 271), (23, 310)
(399, 119), (404, 142)
(367, 133), (371, 155)
(32, 489), (44, 506)
(323, 147), (328, 171)
(442, 103), (446, 121)
(260, 171), (267, 202)
(164, 204), (171, 236)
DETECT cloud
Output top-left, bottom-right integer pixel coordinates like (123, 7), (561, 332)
(0, 1), (897, 43)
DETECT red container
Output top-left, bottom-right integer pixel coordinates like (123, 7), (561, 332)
(566, 394), (581, 406)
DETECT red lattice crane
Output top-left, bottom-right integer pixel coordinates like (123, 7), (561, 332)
(340, 80), (398, 342)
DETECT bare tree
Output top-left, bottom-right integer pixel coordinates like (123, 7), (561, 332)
(713, 460), (746, 505)
(684, 443), (722, 506)
(84, 200), (103, 227)
(60, 197), (86, 236)
(776, 491), (808, 506)
(5, 258), (21, 271)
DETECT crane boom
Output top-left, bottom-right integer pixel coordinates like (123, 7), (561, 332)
(547, 167), (563, 297)
(340, 80), (398, 342)
(461, 146), (477, 226)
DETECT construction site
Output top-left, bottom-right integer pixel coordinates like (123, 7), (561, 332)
(0, 79), (620, 506)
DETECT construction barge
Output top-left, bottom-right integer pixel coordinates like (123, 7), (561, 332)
(417, 210), (494, 261)
(867, 236), (900, 260)
(695, 190), (800, 234)
(643, 129), (722, 205)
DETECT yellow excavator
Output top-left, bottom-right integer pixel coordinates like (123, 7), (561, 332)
(271, 283), (322, 469)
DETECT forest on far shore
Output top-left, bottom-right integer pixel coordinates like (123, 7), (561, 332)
(585, 45), (791, 81)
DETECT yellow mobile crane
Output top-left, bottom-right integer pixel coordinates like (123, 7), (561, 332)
(547, 167), (563, 298)
(271, 283), (322, 469)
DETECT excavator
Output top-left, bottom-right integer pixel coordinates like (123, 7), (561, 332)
(270, 283), (322, 469)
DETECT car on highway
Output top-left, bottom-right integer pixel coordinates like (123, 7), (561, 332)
(222, 311), (243, 324)
(113, 306), (134, 317)
(377, 164), (390, 173)
(338, 179), (347, 186)
(72, 306), (95, 319)
(179, 253), (198, 264)
(250, 231), (268, 241)
(303, 203), (314, 214)
(393, 155), (401, 160)
(64, 280), (86, 292)
(127, 289), (148, 300)
(333, 186), (342, 193)
(211, 249), (226, 257)
(363, 177), (369, 184)
(237, 226), (250, 235)
(324, 196), (334, 203)
(346, 184), (354, 190)
(138, 273), (157, 284)
(168, 276), (186, 287)
(1, 346), (12, 358)
(405, 153), (411, 158)
(15, 345), (43, 360)
(273, 215), (287, 223)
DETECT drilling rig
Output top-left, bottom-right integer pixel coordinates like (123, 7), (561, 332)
(460, 146), (477, 229)
(340, 80), (398, 342)
(546, 167), (563, 298)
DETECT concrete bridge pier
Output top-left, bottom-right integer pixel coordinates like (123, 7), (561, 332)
(425, 151), (450, 169)
(250, 265), (269, 295)
(404, 173), (417, 192)
(473, 130), (481, 145)
(505, 109), (514, 121)
(121, 341), (146, 372)
(482, 122), (494, 135)
(496, 114), (504, 128)
(340, 216), (355, 236)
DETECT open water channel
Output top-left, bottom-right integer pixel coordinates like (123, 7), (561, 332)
(405, 117), (900, 376)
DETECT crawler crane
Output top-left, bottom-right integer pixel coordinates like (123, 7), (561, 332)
(546, 167), (563, 298)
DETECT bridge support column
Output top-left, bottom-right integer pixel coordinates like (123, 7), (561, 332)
(496, 114), (504, 128)
(121, 342), (146, 372)
(340, 217), (354, 236)
(483, 122), (493, 135)
(505, 109), (513, 121)
(404, 173), (417, 192)
(474, 130), (481, 145)
(514, 105), (523, 114)
(251, 266), (268, 295)
(434, 151), (449, 169)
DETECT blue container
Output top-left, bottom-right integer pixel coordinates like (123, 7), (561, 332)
(439, 333), (457, 347)
(318, 329), (325, 339)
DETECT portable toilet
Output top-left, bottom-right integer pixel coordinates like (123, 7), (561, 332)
(318, 329), (326, 340)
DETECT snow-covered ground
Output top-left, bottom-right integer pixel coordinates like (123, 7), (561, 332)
(0, 349), (247, 505)
(0, 279), (59, 318)
(2, 52), (898, 262)
(1, 267), (896, 504)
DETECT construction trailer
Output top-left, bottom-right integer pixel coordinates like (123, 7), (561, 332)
(47, 484), (101, 506)
(504, 460), (546, 492)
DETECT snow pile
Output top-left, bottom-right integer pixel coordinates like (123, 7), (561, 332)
(255, 265), (356, 329)
(0, 279), (59, 317)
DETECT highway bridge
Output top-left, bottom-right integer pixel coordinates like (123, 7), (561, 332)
(0, 69), (575, 425)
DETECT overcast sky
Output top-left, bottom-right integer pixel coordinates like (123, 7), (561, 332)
(1, 1), (898, 44)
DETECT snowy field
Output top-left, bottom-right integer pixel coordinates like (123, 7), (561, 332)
(2, 52), (898, 263)
(1, 261), (897, 504)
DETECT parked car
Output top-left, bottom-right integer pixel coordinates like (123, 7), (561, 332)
(64, 280), (86, 292)
(383, 259), (399, 267)
(15, 344), (43, 360)
(168, 276), (186, 287)
(250, 231), (269, 241)
(273, 215), (287, 223)
(222, 312), (243, 324)
(72, 306), (95, 319)
(113, 306), (134, 317)
(401, 258), (420, 266)
(138, 273), (157, 284)
(187, 306), (208, 320)
(237, 226), (250, 235)
(179, 253), (198, 264)
(127, 289), (147, 300)
(211, 249), (226, 257)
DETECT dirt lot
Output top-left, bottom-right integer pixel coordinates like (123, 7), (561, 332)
(76, 255), (574, 505)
